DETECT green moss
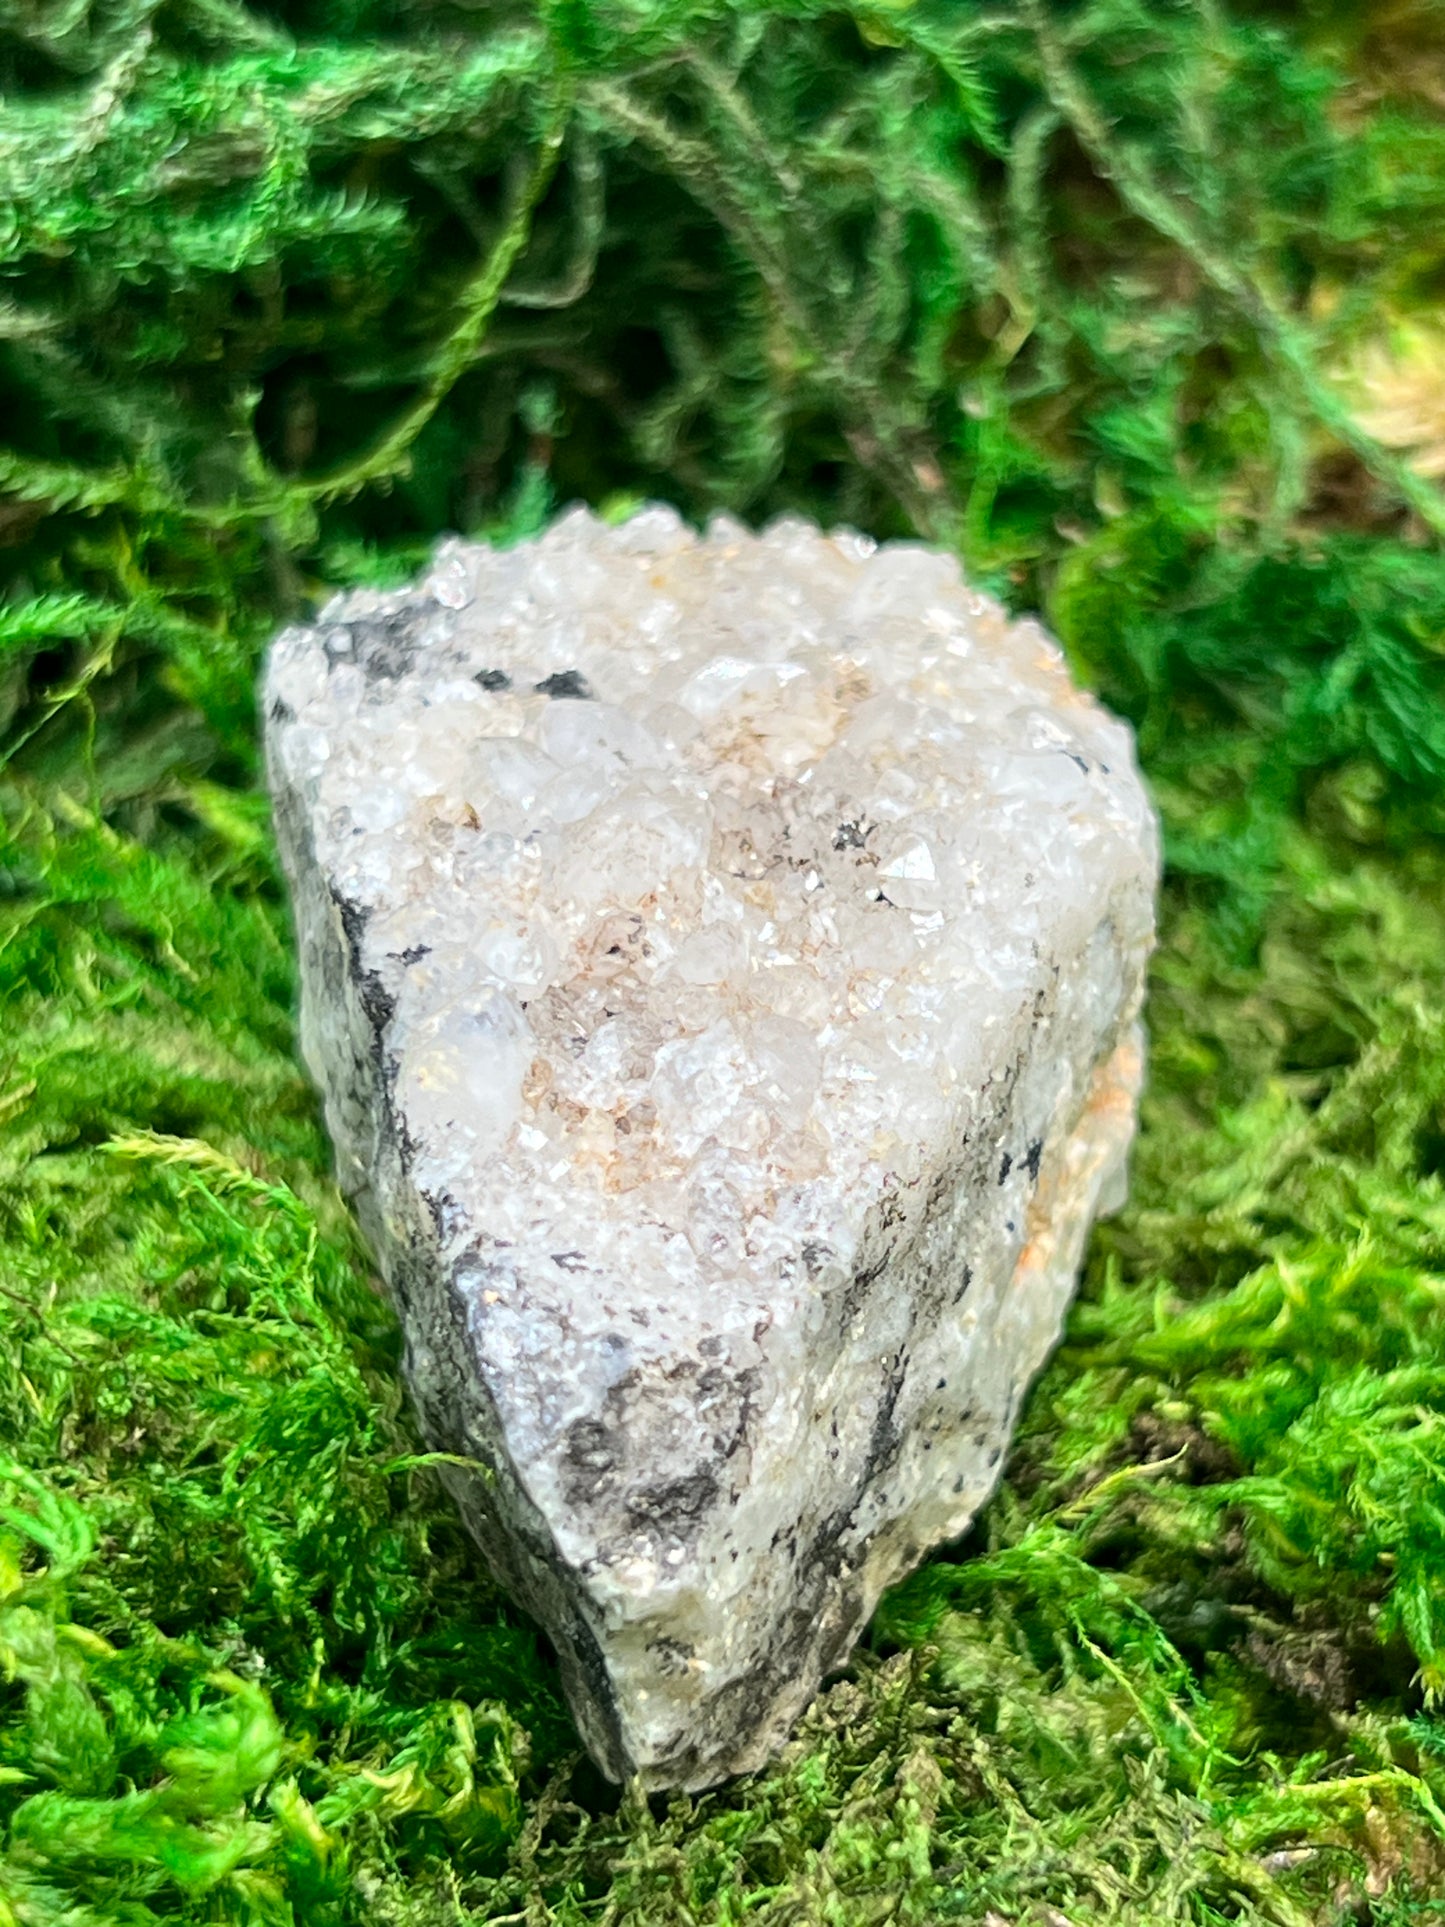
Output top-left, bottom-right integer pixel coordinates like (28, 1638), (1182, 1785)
(4, 0), (1445, 1919)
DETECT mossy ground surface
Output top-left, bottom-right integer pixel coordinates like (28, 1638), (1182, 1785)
(5, 1), (1445, 1920)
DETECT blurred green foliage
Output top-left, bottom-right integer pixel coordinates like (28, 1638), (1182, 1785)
(5, 0), (1445, 1918)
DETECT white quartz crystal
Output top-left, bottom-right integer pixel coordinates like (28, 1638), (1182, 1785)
(264, 505), (1159, 1790)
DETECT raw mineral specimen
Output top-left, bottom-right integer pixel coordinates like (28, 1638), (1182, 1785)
(264, 506), (1159, 1790)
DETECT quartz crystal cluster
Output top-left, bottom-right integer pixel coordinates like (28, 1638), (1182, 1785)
(264, 505), (1159, 1790)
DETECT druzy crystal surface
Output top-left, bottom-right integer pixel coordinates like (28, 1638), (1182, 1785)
(264, 506), (1159, 1789)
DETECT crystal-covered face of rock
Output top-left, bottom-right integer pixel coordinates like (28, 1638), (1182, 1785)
(265, 506), (1159, 1790)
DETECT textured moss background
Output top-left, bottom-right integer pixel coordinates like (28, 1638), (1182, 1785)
(5, 0), (1445, 1919)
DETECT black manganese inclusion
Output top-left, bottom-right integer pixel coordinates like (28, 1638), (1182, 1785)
(535, 669), (594, 700)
